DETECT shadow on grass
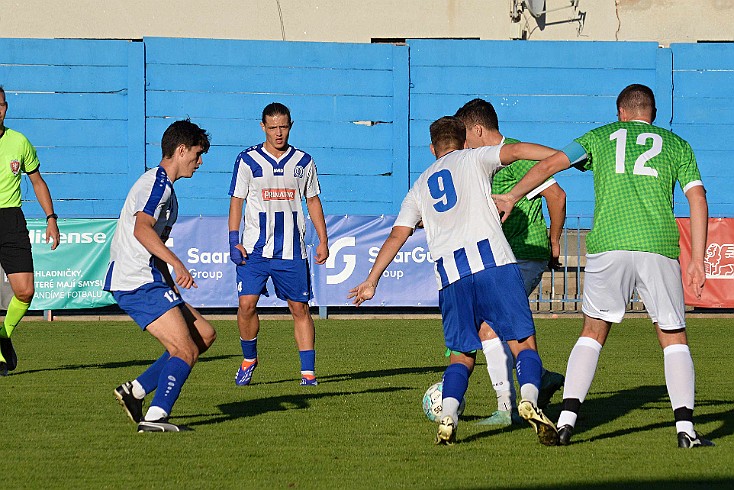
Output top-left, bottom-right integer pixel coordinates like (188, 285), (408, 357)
(509, 480), (733, 489)
(464, 384), (734, 445)
(255, 365), (446, 386)
(186, 386), (409, 427)
(9, 354), (239, 376)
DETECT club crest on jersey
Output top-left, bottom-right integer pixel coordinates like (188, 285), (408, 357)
(10, 159), (20, 175)
(262, 188), (296, 201)
(294, 166), (305, 178)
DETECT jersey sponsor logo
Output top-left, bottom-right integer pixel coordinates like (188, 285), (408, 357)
(326, 237), (357, 284)
(262, 188), (296, 201)
(705, 243), (734, 278)
(10, 159), (20, 175)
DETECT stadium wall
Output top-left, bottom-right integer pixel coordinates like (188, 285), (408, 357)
(1, 38), (732, 223)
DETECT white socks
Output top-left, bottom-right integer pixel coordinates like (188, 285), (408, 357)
(481, 338), (516, 411)
(664, 343), (696, 436)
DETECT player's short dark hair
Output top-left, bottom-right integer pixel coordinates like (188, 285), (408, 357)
(617, 84), (656, 114)
(430, 116), (466, 151)
(161, 119), (211, 159)
(262, 102), (291, 124)
(454, 98), (499, 131)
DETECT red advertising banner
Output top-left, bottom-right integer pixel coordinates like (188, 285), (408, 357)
(678, 218), (734, 308)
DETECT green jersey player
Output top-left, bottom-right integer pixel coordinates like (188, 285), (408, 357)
(455, 98), (566, 427)
(493, 84), (712, 449)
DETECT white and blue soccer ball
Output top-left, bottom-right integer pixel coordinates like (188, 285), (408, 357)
(422, 381), (466, 422)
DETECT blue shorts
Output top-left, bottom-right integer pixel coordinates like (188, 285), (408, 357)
(516, 259), (547, 296)
(236, 253), (312, 303)
(113, 282), (184, 329)
(438, 263), (536, 353)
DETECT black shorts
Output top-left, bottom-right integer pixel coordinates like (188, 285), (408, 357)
(0, 207), (34, 275)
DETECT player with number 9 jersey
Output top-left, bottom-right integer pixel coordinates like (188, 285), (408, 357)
(575, 121), (702, 259)
(395, 145), (516, 289)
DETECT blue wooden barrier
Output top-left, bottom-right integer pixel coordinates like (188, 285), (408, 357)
(0, 38), (730, 221)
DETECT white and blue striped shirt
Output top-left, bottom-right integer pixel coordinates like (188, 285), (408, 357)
(104, 166), (178, 292)
(394, 145), (516, 289)
(229, 144), (321, 260)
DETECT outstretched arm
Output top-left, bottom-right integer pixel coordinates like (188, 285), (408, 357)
(685, 185), (708, 299)
(499, 142), (557, 166)
(348, 226), (413, 306)
(494, 151), (572, 222)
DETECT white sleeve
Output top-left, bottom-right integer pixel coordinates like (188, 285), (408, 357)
(525, 178), (557, 200)
(394, 187), (422, 228)
(473, 145), (503, 176)
(231, 156), (251, 199)
(133, 175), (168, 220)
(304, 160), (321, 198)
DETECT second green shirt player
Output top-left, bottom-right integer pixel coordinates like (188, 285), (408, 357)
(493, 83), (713, 449)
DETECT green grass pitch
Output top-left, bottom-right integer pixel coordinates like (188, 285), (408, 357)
(2, 316), (733, 488)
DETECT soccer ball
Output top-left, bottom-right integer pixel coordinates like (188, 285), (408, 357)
(422, 381), (466, 422)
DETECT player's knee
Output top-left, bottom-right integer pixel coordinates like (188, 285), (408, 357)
(14, 285), (34, 304)
(202, 328), (217, 350)
(169, 341), (199, 366)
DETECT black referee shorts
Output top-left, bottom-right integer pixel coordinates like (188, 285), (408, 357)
(0, 207), (34, 275)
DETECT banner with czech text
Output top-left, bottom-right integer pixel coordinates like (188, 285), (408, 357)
(29, 218), (117, 310)
(678, 217), (734, 308)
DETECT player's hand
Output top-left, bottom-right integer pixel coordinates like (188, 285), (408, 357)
(229, 231), (246, 265)
(686, 260), (706, 299)
(314, 242), (329, 265)
(348, 281), (377, 306)
(46, 220), (60, 250)
(491, 194), (517, 223)
(172, 261), (197, 290)
(549, 241), (563, 271)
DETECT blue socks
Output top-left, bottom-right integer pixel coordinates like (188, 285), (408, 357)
(516, 349), (543, 389)
(241, 337), (258, 360)
(137, 352), (171, 394)
(299, 349), (316, 373)
(149, 356), (192, 417)
(442, 363), (470, 402)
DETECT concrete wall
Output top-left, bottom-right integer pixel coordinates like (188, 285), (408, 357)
(2, 1), (732, 46)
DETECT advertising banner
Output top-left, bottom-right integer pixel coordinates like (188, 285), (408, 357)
(168, 216), (287, 308)
(29, 218), (116, 310)
(312, 215), (439, 307)
(678, 217), (734, 308)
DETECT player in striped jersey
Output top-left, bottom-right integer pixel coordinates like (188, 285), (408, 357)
(228, 103), (328, 387)
(493, 84), (713, 448)
(105, 120), (217, 432)
(456, 98), (566, 427)
(350, 116), (559, 446)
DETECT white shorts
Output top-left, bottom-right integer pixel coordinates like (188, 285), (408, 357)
(581, 251), (685, 330)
